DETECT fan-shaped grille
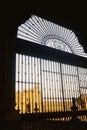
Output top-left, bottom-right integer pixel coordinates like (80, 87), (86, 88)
(17, 15), (87, 58)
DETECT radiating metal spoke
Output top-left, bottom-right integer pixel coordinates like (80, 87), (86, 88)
(17, 15), (87, 58)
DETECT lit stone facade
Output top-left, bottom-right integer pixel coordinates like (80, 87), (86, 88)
(15, 86), (87, 113)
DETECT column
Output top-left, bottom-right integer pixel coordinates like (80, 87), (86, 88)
(0, 24), (22, 129)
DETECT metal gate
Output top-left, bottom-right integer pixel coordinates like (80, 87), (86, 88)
(15, 38), (87, 129)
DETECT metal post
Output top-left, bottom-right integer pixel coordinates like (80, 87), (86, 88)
(60, 63), (65, 111)
(40, 59), (43, 112)
(77, 67), (82, 109)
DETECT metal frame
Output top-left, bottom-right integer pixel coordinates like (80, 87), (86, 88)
(15, 38), (87, 123)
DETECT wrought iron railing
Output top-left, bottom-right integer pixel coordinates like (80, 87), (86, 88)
(15, 38), (87, 125)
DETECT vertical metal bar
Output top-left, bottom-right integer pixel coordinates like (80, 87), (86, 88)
(21, 55), (23, 113)
(44, 60), (47, 112)
(55, 62), (58, 112)
(52, 61), (55, 112)
(26, 56), (28, 113)
(51, 61), (53, 112)
(69, 66), (71, 111)
(34, 57), (36, 113)
(53, 61), (55, 112)
(77, 67), (82, 109)
(48, 60), (52, 112)
(15, 54), (17, 111)
(25, 55), (27, 113)
(18, 54), (20, 112)
(67, 67), (69, 110)
(31, 56), (33, 113)
(46, 60), (49, 112)
(69, 69), (72, 111)
(43, 60), (46, 113)
(47, 60), (49, 112)
(57, 62), (60, 111)
(32, 57), (35, 113)
(48, 60), (50, 112)
(15, 55), (17, 111)
(50, 60), (52, 112)
(40, 58), (43, 112)
(28, 56), (30, 113)
(60, 63), (65, 111)
(23, 55), (25, 113)
(36, 58), (39, 112)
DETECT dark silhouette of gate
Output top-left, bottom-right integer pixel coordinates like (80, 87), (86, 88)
(15, 38), (87, 130)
